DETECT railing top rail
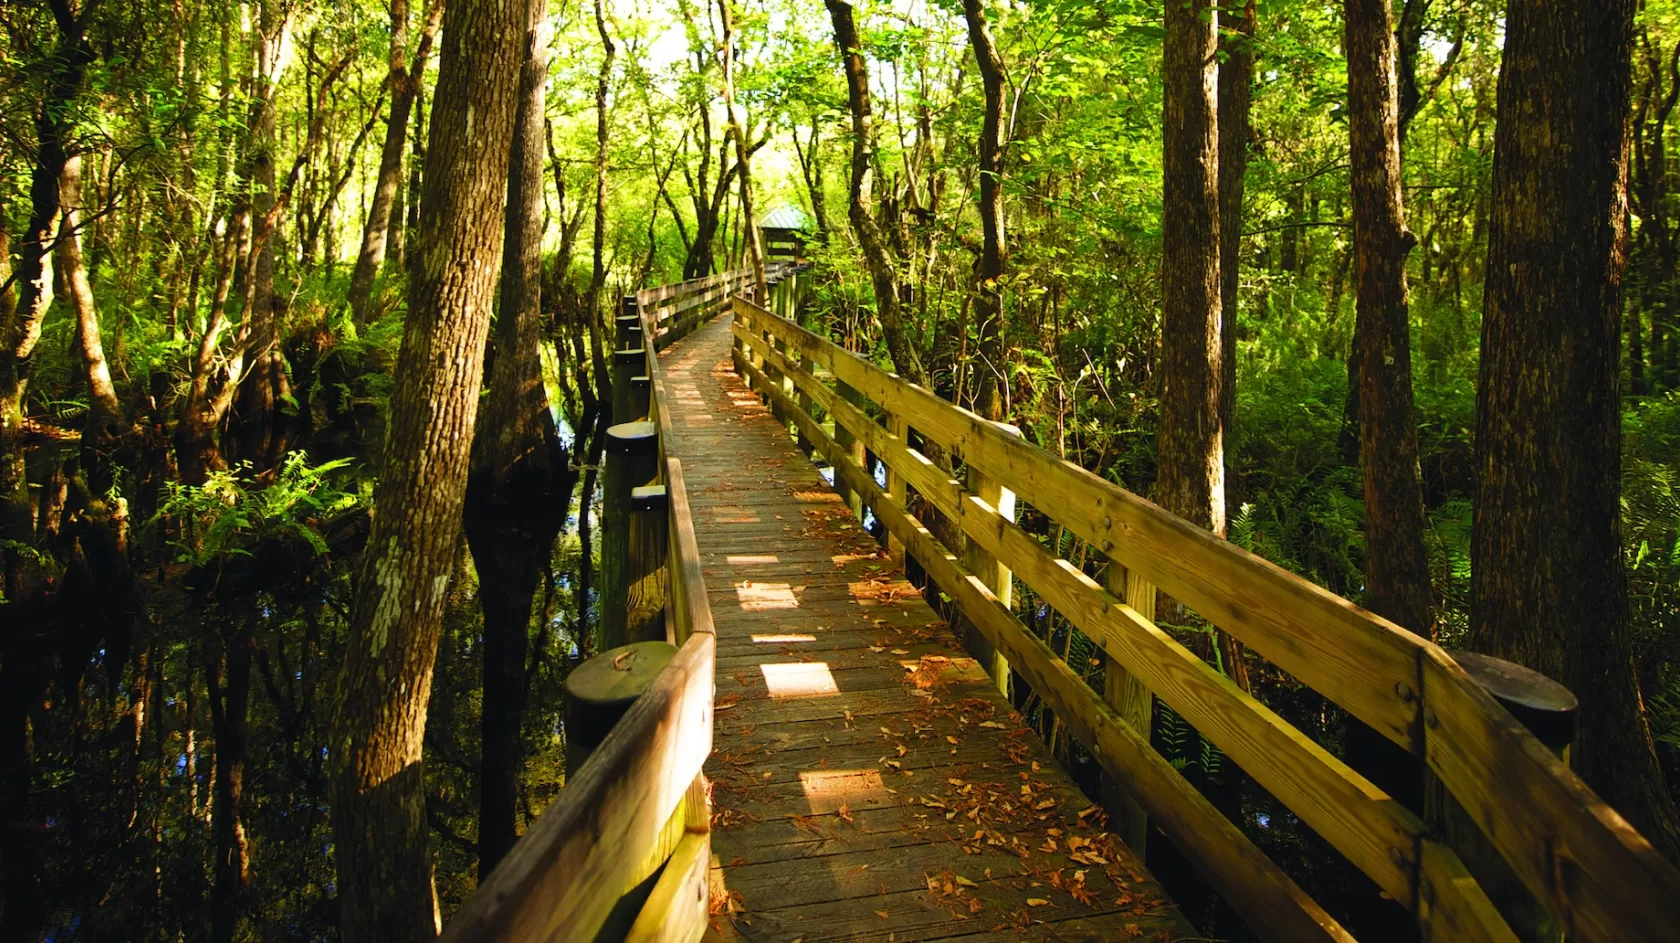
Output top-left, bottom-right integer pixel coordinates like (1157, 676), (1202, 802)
(729, 294), (1680, 943)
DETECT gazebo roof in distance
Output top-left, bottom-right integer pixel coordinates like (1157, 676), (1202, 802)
(759, 205), (813, 231)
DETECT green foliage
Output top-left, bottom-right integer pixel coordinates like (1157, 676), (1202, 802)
(154, 452), (358, 567)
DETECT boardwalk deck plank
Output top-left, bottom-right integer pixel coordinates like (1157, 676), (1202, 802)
(661, 313), (1194, 942)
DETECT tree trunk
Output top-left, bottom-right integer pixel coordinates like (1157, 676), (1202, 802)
(400, 78), (427, 273)
(825, 0), (926, 384)
(1472, 0), (1680, 862)
(1156, 0), (1225, 541)
(1216, 0), (1252, 466)
(464, 0), (571, 879)
(327, 0), (525, 935)
(231, 0), (290, 477)
(56, 154), (127, 481)
(718, 0), (766, 299)
(961, 0), (1007, 423)
(208, 636), (253, 943)
(588, 0), (615, 351)
(348, 0), (441, 327)
(1346, 0), (1433, 636)
(1212, 0), (1256, 695)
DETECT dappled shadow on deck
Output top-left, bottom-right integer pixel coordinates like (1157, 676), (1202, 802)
(659, 313), (1194, 942)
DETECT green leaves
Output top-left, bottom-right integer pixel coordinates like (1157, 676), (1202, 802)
(154, 452), (360, 568)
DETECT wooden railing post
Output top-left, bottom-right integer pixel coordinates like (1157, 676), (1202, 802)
(602, 420), (659, 651)
(833, 381), (867, 521)
(629, 374), (651, 424)
(613, 347), (646, 423)
(1103, 557), (1154, 860)
(617, 294), (642, 344)
(1424, 653), (1576, 943)
(627, 484), (669, 643)
(882, 411), (907, 564)
(962, 425), (1020, 697)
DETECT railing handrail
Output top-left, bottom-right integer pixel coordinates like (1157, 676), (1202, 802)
(729, 294), (1680, 943)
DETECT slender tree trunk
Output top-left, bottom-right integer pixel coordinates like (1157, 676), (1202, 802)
(718, 0), (766, 299)
(400, 79), (427, 273)
(1472, 0), (1680, 862)
(208, 637), (253, 943)
(56, 154), (127, 479)
(1212, 0), (1256, 695)
(825, 0), (926, 384)
(1156, 0), (1225, 541)
(588, 0), (615, 351)
(232, 0), (289, 477)
(327, 0), (525, 935)
(1346, 0), (1432, 636)
(961, 0), (1007, 423)
(1216, 0), (1252, 468)
(348, 0), (442, 327)
(464, 0), (571, 879)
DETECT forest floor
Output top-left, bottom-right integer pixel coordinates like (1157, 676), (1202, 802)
(660, 313), (1196, 942)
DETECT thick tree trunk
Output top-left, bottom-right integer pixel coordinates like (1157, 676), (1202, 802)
(348, 0), (441, 327)
(1346, 0), (1432, 636)
(961, 0), (1007, 423)
(1472, 0), (1680, 862)
(327, 0), (524, 935)
(1156, 0), (1225, 540)
(825, 0), (926, 384)
(464, 0), (571, 879)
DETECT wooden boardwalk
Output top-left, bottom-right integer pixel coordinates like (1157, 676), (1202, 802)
(659, 313), (1193, 942)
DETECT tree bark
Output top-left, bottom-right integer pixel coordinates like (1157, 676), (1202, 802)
(1156, 0), (1225, 540)
(348, 0), (443, 328)
(961, 0), (1007, 423)
(464, 0), (571, 880)
(327, 0), (525, 936)
(825, 0), (926, 384)
(1472, 0), (1680, 862)
(1346, 0), (1433, 636)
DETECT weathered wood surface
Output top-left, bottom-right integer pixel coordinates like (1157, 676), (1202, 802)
(732, 297), (1680, 943)
(657, 313), (1196, 942)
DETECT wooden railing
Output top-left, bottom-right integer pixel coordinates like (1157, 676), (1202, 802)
(438, 272), (752, 942)
(729, 294), (1680, 943)
(630, 261), (798, 353)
